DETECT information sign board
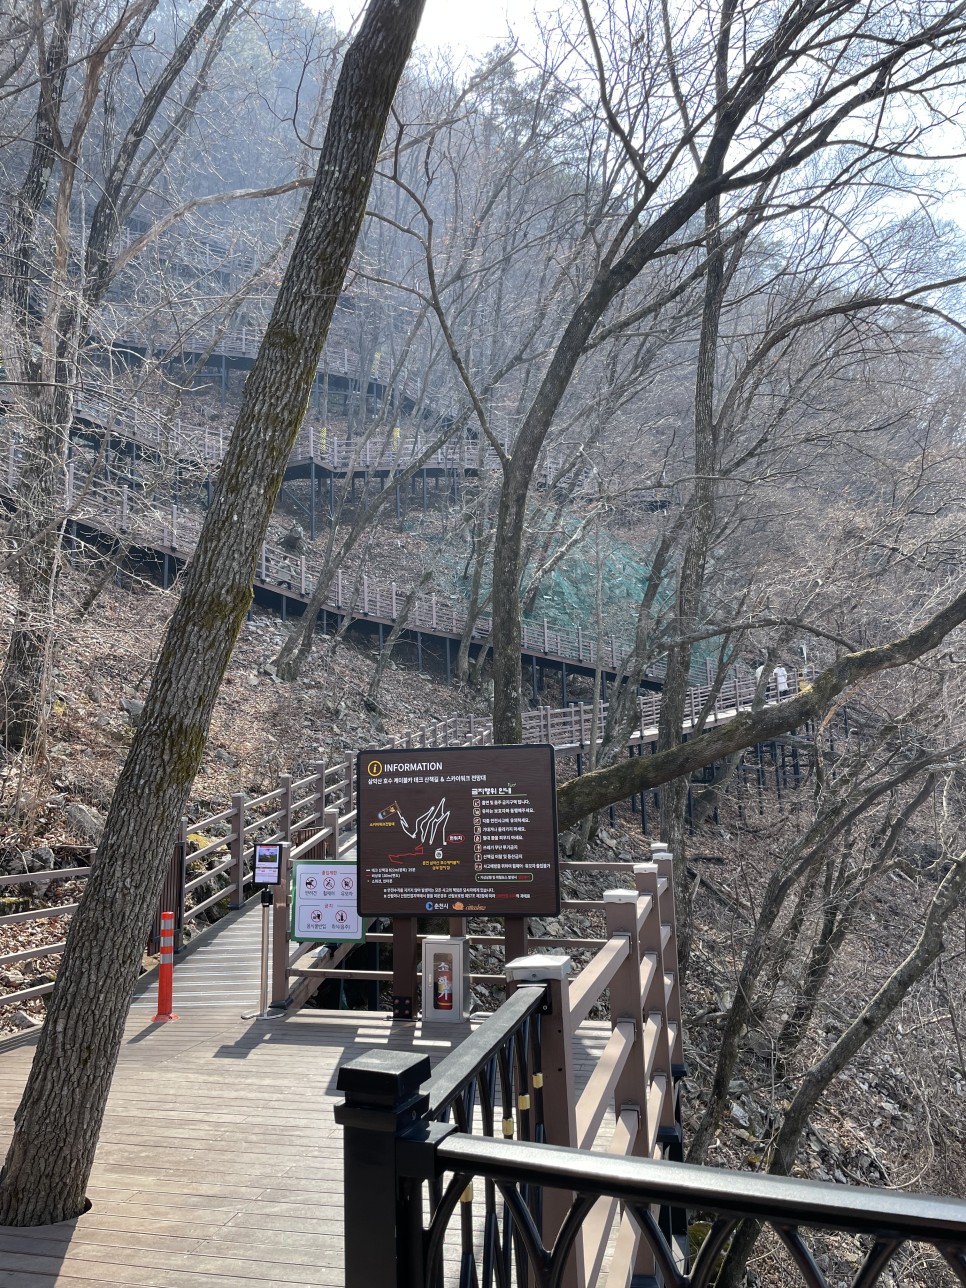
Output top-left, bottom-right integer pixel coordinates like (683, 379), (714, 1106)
(356, 745), (559, 917)
(253, 842), (282, 885)
(291, 859), (364, 943)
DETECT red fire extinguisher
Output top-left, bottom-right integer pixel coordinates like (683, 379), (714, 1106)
(434, 952), (454, 1010)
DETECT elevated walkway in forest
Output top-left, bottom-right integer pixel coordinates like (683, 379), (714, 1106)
(0, 476), (663, 685)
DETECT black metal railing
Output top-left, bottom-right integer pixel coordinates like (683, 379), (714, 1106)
(427, 984), (547, 1133)
(432, 1134), (966, 1287)
(336, 1047), (966, 1288)
(424, 984), (548, 1288)
(336, 984), (548, 1288)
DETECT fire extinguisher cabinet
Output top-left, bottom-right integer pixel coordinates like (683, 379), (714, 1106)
(421, 935), (469, 1023)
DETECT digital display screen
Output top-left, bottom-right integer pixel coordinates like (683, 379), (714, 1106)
(253, 842), (282, 885)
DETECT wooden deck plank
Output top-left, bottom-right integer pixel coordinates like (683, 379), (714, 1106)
(0, 1248), (325, 1287)
(0, 1237), (345, 1283)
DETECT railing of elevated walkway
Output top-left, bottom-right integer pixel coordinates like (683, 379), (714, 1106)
(23, 453), (641, 672)
(336, 846), (686, 1288)
(0, 757), (337, 1012)
(4, 403), (674, 670)
(334, 851), (966, 1287)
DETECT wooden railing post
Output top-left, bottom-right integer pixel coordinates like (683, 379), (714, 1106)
(174, 817), (188, 952)
(602, 891), (649, 1139)
(323, 806), (340, 859)
(598, 888), (664, 1282)
(391, 917), (419, 1020)
(505, 954), (582, 1288)
(151, 821), (187, 955)
(279, 772), (293, 841)
(271, 841), (292, 1008)
(228, 791), (247, 909)
(634, 862), (676, 1143)
(650, 848), (685, 1078)
(647, 848), (688, 1248)
(309, 759), (326, 825)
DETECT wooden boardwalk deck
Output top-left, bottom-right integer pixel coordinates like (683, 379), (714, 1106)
(0, 906), (610, 1287)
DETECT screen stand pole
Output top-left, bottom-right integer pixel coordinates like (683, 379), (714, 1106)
(243, 889), (281, 1020)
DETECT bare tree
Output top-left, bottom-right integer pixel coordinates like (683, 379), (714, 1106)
(484, 0), (966, 744)
(0, 0), (242, 756)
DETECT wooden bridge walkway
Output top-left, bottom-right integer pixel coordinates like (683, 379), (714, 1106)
(50, 485), (650, 680)
(0, 900), (613, 1288)
(3, 376), (669, 686)
(127, 905), (266, 1015)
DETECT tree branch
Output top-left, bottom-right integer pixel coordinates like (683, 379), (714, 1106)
(556, 582), (966, 828)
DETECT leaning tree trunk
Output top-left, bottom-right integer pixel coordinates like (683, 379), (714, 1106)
(0, 0), (425, 1226)
(367, 571), (431, 703)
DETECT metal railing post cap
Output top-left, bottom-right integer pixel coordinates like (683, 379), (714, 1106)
(336, 1049), (431, 1108)
(603, 888), (638, 904)
(649, 840), (668, 852)
(505, 953), (572, 982)
(634, 861), (660, 874)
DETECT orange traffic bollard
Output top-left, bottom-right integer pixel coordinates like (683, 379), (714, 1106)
(152, 911), (179, 1022)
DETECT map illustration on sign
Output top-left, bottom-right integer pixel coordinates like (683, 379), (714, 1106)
(378, 797), (451, 862)
(357, 745), (559, 917)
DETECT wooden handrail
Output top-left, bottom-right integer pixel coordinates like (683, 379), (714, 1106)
(568, 936), (630, 1031)
(0, 867), (90, 888)
(575, 1020), (634, 1149)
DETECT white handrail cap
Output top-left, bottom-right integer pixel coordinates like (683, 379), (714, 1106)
(505, 954), (572, 982)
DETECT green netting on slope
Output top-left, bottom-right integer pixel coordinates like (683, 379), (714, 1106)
(523, 537), (667, 635)
(430, 522), (719, 681)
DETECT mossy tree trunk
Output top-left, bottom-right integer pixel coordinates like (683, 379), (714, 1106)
(0, 0), (425, 1226)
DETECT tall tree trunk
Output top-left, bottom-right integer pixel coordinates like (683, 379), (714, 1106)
(0, 0), (74, 755)
(0, 0), (424, 1226)
(596, 529), (677, 768)
(1, 377), (73, 756)
(656, 184), (725, 964)
(0, 0), (232, 758)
